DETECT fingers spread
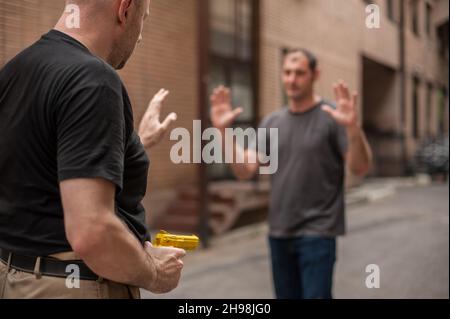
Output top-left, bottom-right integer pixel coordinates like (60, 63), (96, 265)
(341, 83), (350, 100)
(352, 91), (358, 107)
(147, 89), (169, 117)
(160, 89), (170, 101)
(333, 84), (341, 101)
(155, 89), (170, 107)
(218, 87), (226, 104)
(156, 88), (165, 97)
(211, 87), (223, 106)
(161, 112), (178, 131)
(223, 88), (231, 104)
(232, 107), (244, 118)
(210, 91), (218, 105)
(334, 81), (354, 103)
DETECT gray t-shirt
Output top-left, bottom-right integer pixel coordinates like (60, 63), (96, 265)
(258, 100), (348, 238)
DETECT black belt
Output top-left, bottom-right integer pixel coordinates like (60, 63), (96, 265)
(0, 248), (99, 281)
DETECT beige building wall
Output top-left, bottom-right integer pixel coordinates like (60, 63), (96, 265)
(403, 0), (449, 158)
(0, 1), (64, 62)
(0, 1), (200, 219)
(260, 0), (361, 119)
(259, 0), (448, 176)
(259, 0), (403, 118)
(122, 0), (199, 190)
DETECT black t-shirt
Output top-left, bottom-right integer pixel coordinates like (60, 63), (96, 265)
(0, 30), (150, 256)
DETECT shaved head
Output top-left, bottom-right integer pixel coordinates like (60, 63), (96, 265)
(66, 0), (108, 5)
(63, 0), (147, 24)
(56, 0), (150, 69)
(65, 0), (144, 10)
(65, 0), (101, 6)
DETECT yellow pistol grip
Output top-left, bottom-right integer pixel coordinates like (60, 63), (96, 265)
(153, 230), (200, 251)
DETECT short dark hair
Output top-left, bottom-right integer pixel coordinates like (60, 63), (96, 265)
(283, 48), (318, 72)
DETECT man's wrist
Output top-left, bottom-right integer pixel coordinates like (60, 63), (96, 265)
(138, 133), (154, 150)
(144, 254), (160, 292)
(346, 123), (362, 139)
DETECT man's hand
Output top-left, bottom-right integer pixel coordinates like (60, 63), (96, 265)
(210, 86), (243, 131)
(323, 81), (373, 176)
(322, 81), (359, 128)
(144, 242), (186, 294)
(138, 89), (178, 150)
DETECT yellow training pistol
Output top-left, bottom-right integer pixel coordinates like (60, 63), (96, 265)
(153, 230), (200, 251)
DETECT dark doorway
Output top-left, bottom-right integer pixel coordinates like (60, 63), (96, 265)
(362, 56), (402, 176)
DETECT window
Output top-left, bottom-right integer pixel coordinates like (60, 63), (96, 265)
(412, 77), (420, 139)
(207, 0), (259, 180)
(425, 2), (432, 37)
(437, 22), (448, 58)
(411, 0), (420, 36)
(386, 0), (397, 23)
(426, 83), (433, 136)
(437, 87), (448, 135)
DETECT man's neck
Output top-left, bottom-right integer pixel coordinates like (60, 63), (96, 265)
(54, 15), (113, 65)
(288, 94), (321, 114)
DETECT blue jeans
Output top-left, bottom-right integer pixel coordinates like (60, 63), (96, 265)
(269, 235), (336, 299)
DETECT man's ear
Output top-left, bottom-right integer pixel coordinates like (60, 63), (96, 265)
(117, 0), (133, 24)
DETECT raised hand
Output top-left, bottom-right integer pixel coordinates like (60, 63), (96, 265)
(322, 81), (359, 128)
(138, 89), (178, 149)
(210, 86), (243, 131)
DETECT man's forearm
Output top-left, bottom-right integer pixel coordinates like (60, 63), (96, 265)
(71, 213), (156, 291)
(346, 125), (373, 177)
(231, 144), (259, 180)
(220, 129), (259, 180)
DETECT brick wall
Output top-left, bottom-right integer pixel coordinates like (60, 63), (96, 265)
(0, 1), (200, 221)
(121, 0), (199, 194)
(259, 0), (448, 176)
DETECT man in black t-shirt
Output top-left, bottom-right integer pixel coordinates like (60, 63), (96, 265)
(0, 0), (184, 299)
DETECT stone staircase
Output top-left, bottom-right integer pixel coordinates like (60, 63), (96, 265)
(153, 181), (270, 235)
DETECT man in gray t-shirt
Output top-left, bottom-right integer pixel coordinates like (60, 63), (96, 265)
(210, 48), (372, 299)
(260, 101), (348, 239)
